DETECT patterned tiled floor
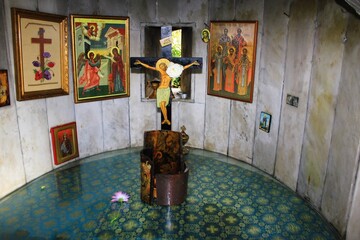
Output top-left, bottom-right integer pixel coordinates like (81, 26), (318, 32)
(0, 148), (340, 239)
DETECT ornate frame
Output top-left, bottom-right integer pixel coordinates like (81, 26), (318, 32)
(50, 122), (79, 165)
(207, 21), (258, 103)
(11, 8), (69, 101)
(70, 15), (130, 103)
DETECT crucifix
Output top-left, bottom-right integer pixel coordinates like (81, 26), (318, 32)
(31, 28), (52, 70)
(131, 25), (202, 130)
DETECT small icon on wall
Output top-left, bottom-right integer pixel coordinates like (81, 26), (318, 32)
(286, 94), (299, 107)
(259, 111), (272, 133)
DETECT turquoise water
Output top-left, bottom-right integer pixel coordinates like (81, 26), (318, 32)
(0, 148), (340, 239)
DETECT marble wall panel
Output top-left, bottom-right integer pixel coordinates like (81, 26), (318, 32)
(227, 0), (264, 164)
(297, 0), (347, 208)
(68, 0), (98, 15)
(37, 0), (69, 14)
(171, 101), (180, 130)
(274, 0), (317, 190)
(204, 96), (230, 155)
(129, 100), (157, 147)
(178, 0), (208, 105)
(47, 96), (76, 128)
(228, 102), (255, 164)
(346, 161), (360, 240)
(98, 0), (128, 16)
(177, 102), (205, 149)
(129, 29), (157, 147)
(0, 1), (23, 199)
(5, 0), (37, 10)
(0, 0), (7, 67)
(129, 0), (157, 30)
(252, 0), (290, 174)
(157, 0), (180, 23)
(195, 59), (207, 104)
(17, 100), (53, 182)
(102, 99), (130, 151)
(75, 102), (104, 158)
(209, 0), (236, 20)
(0, 107), (24, 199)
(321, 14), (360, 234)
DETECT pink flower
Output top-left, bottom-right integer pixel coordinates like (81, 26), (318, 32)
(111, 191), (130, 203)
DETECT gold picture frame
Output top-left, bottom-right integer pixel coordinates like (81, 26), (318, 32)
(70, 15), (130, 103)
(0, 70), (10, 107)
(207, 21), (258, 103)
(50, 122), (79, 165)
(11, 8), (69, 101)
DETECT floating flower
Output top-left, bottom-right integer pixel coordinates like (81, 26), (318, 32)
(32, 61), (40, 67)
(110, 191), (130, 224)
(166, 62), (184, 78)
(47, 62), (55, 68)
(43, 52), (51, 58)
(111, 191), (130, 203)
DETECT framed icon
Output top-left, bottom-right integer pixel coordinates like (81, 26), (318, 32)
(50, 122), (79, 165)
(0, 70), (10, 107)
(259, 111), (272, 133)
(70, 15), (130, 103)
(207, 21), (258, 103)
(12, 8), (69, 101)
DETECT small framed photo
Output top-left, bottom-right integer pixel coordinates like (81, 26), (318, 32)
(0, 70), (10, 107)
(259, 111), (272, 133)
(201, 28), (210, 43)
(11, 8), (69, 101)
(207, 21), (258, 103)
(50, 122), (79, 165)
(70, 14), (130, 103)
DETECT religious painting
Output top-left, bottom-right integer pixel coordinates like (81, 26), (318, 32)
(286, 94), (299, 108)
(70, 15), (130, 103)
(0, 70), (10, 107)
(11, 8), (69, 101)
(50, 122), (79, 165)
(207, 21), (258, 103)
(201, 28), (210, 43)
(259, 111), (272, 133)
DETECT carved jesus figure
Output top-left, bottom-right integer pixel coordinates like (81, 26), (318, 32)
(134, 58), (199, 125)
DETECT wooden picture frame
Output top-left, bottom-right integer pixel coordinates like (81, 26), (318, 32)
(11, 8), (69, 101)
(50, 122), (79, 165)
(207, 21), (258, 103)
(259, 111), (272, 133)
(70, 15), (130, 103)
(0, 70), (10, 107)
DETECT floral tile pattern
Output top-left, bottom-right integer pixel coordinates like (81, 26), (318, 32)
(0, 148), (340, 239)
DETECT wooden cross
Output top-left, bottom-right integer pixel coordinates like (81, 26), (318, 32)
(31, 28), (52, 70)
(130, 25), (202, 130)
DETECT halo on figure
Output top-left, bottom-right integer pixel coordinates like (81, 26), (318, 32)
(110, 46), (120, 57)
(156, 58), (170, 70)
(216, 44), (223, 52)
(201, 29), (210, 43)
(87, 50), (96, 59)
(228, 46), (236, 55)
